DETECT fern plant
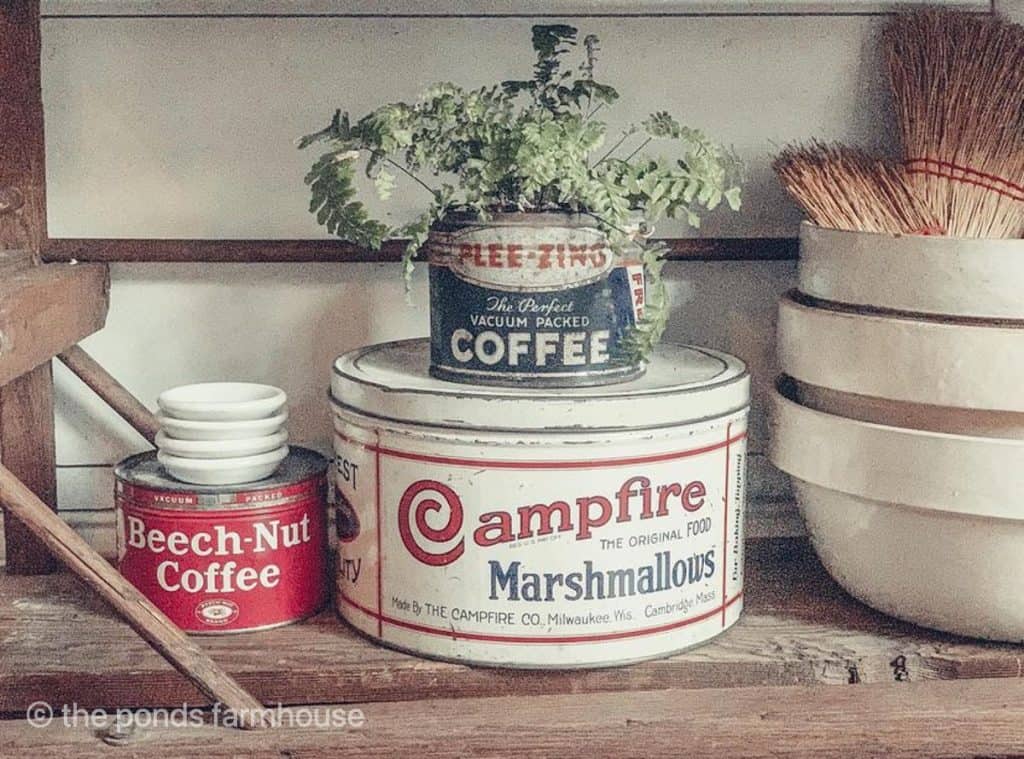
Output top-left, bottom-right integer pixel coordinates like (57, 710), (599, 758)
(300, 24), (742, 360)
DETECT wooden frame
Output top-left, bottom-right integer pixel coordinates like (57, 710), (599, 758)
(0, 1), (110, 574)
(34, 4), (811, 266)
(41, 236), (798, 263)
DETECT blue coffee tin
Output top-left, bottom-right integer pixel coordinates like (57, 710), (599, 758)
(427, 212), (646, 387)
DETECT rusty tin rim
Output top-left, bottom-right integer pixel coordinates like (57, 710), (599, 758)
(331, 338), (749, 432)
(114, 446), (328, 511)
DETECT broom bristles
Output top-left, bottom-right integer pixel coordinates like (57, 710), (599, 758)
(773, 141), (943, 235)
(884, 8), (1024, 238)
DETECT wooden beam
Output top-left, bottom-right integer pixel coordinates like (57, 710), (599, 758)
(0, 364), (56, 574)
(4, 678), (1024, 757)
(57, 345), (160, 446)
(0, 0), (46, 253)
(0, 261), (110, 388)
(41, 237), (799, 264)
(0, 0), (58, 575)
(0, 264), (109, 571)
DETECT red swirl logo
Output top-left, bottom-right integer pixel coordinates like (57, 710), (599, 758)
(398, 480), (465, 566)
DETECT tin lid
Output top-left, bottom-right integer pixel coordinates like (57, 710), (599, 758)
(115, 445), (328, 498)
(330, 339), (748, 431)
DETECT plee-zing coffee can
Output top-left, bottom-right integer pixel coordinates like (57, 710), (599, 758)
(427, 212), (646, 388)
(115, 447), (328, 633)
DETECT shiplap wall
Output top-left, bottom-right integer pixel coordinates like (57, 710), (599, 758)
(6, 1), (1020, 559)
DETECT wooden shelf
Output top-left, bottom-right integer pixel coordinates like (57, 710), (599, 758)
(39, 0), (991, 17)
(3, 537), (1024, 755)
(7, 677), (1024, 757)
(3, 538), (1022, 710)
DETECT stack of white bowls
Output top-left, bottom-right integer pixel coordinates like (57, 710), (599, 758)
(770, 223), (1024, 642)
(155, 383), (289, 485)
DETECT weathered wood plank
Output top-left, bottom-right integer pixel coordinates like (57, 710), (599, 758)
(0, 262), (110, 571)
(41, 237), (799, 264)
(0, 0), (58, 574)
(0, 363), (57, 574)
(0, 0), (46, 254)
(4, 678), (1024, 758)
(1, 539), (1021, 712)
(0, 262), (110, 388)
(0, 249), (37, 277)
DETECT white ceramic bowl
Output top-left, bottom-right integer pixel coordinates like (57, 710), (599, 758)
(156, 410), (288, 441)
(155, 429), (288, 459)
(798, 223), (1024, 319)
(777, 292), (1024, 412)
(794, 479), (1024, 642)
(157, 446), (289, 486)
(157, 382), (286, 422)
(770, 383), (1024, 641)
(789, 380), (1024, 440)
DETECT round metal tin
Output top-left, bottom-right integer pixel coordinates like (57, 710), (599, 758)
(427, 212), (646, 388)
(330, 338), (750, 668)
(331, 338), (749, 431)
(115, 446), (329, 634)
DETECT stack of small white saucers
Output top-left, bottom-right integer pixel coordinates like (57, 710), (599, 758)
(155, 383), (289, 485)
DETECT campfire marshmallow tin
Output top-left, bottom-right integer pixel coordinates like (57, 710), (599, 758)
(330, 338), (749, 668)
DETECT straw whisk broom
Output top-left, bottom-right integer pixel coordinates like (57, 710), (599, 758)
(884, 9), (1024, 238)
(773, 141), (943, 235)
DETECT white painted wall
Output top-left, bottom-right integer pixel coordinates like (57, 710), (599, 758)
(10, 1), (1017, 556)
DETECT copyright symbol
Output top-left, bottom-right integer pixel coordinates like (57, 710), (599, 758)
(26, 701), (53, 728)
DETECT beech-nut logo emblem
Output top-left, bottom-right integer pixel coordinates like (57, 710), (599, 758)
(196, 599), (239, 626)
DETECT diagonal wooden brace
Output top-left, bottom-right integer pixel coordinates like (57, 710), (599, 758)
(0, 462), (268, 728)
(58, 345), (161, 446)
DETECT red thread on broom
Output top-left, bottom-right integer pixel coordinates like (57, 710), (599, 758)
(905, 158), (1024, 202)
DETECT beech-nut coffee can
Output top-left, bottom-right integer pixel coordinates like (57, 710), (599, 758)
(115, 447), (329, 633)
(428, 212), (646, 388)
(330, 339), (749, 668)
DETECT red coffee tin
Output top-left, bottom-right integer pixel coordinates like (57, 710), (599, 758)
(115, 446), (329, 634)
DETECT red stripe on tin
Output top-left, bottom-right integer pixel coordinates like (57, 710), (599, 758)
(375, 430), (384, 639)
(116, 476), (321, 509)
(335, 431), (748, 470)
(120, 501), (314, 521)
(340, 592), (743, 644)
(722, 422), (732, 627)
